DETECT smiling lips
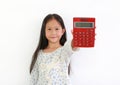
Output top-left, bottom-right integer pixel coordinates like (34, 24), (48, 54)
(50, 37), (57, 38)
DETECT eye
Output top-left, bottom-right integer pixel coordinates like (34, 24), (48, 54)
(48, 28), (51, 30)
(55, 28), (59, 30)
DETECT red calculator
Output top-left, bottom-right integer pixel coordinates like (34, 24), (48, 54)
(73, 17), (96, 47)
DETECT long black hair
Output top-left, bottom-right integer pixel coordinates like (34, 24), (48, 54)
(30, 14), (71, 74)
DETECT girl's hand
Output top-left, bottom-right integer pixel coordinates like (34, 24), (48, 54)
(71, 29), (80, 50)
(71, 29), (73, 35)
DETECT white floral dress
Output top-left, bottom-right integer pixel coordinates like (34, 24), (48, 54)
(30, 41), (76, 85)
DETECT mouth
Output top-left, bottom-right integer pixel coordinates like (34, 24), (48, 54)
(50, 37), (57, 39)
(50, 36), (57, 38)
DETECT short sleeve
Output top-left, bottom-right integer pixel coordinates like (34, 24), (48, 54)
(29, 60), (39, 85)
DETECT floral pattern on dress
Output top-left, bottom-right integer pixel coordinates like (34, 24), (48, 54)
(30, 40), (76, 85)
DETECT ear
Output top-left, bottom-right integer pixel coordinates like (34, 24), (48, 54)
(62, 29), (65, 35)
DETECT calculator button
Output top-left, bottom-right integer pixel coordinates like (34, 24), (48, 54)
(73, 28), (95, 47)
(86, 32), (89, 34)
(83, 32), (85, 34)
(86, 35), (89, 37)
(83, 35), (85, 37)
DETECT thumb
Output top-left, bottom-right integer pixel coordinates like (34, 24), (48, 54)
(71, 29), (73, 35)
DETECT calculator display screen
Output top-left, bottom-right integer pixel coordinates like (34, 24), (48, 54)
(75, 22), (94, 28)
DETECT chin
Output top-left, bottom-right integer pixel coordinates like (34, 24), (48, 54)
(49, 39), (59, 43)
(51, 40), (58, 43)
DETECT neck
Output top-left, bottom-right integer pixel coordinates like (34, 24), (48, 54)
(47, 42), (61, 49)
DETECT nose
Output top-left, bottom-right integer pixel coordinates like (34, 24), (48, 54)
(51, 30), (56, 34)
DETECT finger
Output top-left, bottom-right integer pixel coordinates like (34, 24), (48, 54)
(71, 29), (73, 35)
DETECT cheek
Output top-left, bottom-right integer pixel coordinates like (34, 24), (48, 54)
(57, 31), (63, 37)
(45, 31), (50, 38)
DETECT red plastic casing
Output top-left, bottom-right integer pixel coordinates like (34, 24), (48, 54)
(73, 17), (96, 47)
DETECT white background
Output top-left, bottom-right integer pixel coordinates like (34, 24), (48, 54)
(0, 0), (120, 85)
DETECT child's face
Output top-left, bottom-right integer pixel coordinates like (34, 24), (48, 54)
(45, 19), (65, 44)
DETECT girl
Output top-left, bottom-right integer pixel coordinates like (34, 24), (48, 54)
(30, 14), (79, 85)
